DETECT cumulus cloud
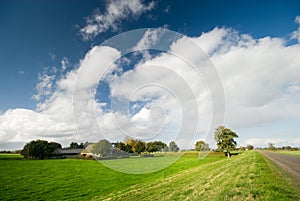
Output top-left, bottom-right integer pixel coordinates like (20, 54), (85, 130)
(0, 108), (75, 144)
(104, 27), (300, 147)
(80, 0), (155, 40)
(0, 46), (121, 148)
(1, 23), (300, 149)
(211, 34), (300, 129)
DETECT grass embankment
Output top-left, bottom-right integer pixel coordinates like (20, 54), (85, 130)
(94, 151), (300, 201)
(0, 151), (299, 201)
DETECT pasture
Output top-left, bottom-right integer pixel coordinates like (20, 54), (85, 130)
(0, 153), (23, 159)
(276, 150), (300, 156)
(0, 151), (299, 200)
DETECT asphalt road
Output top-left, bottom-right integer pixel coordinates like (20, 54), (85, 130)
(260, 151), (300, 180)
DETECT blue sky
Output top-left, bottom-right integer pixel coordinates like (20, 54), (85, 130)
(1, 0), (300, 150)
(1, 0), (300, 111)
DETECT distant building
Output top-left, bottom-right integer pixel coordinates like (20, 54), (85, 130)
(80, 144), (94, 158)
(56, 149), (83, 158)
(54, 142), (127, 159)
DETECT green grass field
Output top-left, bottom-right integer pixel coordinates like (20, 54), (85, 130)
(276, 150), (300, 156)
(0, 153), (23, 159)
(0, 151), (299, 201)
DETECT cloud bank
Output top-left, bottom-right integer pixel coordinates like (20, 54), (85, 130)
(1, 25), (300, 149)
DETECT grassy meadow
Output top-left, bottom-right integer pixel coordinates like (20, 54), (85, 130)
(276, 150), (300, 156)
(0, 151), (299, 201)
(0, 153), (23, 159)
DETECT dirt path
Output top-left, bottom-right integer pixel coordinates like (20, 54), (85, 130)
(260, 151), (300, 180)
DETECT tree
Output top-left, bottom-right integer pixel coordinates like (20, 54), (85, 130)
(49, 142), (62, 151)
(282, 146), (292, 150)
(195, 140), (210, 151)
(246, 144), (254, 150)
(69, 142), (84, 149)
(134, 141), (146, 154)
(69, 142), (79, 149)
(116, 142), (126, 151)
(169, 141), (179, 152)
(125, 137), (146, 154)
(125, 144), (133, 153)
(146, 141), (167, 152)
(214, 126), (238, 157)
(115, 142), (133, 153)
(21, 140), (62, 159)
(239, 146), (246, 151)
(268, 143), (276, 150)
(91, 139), (113, 157)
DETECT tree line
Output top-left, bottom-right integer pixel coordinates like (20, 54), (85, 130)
(20, 125), (243, 159)
(91, 138), (180, 157)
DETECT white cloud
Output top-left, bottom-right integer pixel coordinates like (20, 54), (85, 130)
(0, 46), (121, 148)
(132, 28), (163, 51)
(1, 23), (300, 149)
(291, 31), (300, 42)
(211, 35), (300, 129)
(295, 15), (300, 24)
(61, 57), (69, 71)
(131, 28), (168, 61)
(291, 15), (300, 42)
(32, 73), (56, 101)
(103, 26), (300, 148)
(0, 108), (75, 143)
(80, 0), (155, 40)
(131, 107), (151, 128)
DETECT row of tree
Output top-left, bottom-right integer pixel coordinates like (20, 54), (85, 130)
(257, 143), (299, 151)
(21, 125), (241, 159)
(91, 138), (180, 157)
(93, 124), (242, 157)
(117, 138), (179, 153)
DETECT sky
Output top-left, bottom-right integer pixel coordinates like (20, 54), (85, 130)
(1, 0), (300, 150)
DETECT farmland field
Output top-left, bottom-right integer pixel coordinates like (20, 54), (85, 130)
(0, 151), (299, 201)
(0, 153), (23, 159)
(276, 150), (300, 156)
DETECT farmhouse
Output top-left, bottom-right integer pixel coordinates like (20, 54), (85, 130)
(54, 142), (128, 159)
(56, 149), (83, 158)
(80, 144), (94, 158)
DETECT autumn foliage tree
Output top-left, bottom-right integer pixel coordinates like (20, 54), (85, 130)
(125, 137), (146, 154)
